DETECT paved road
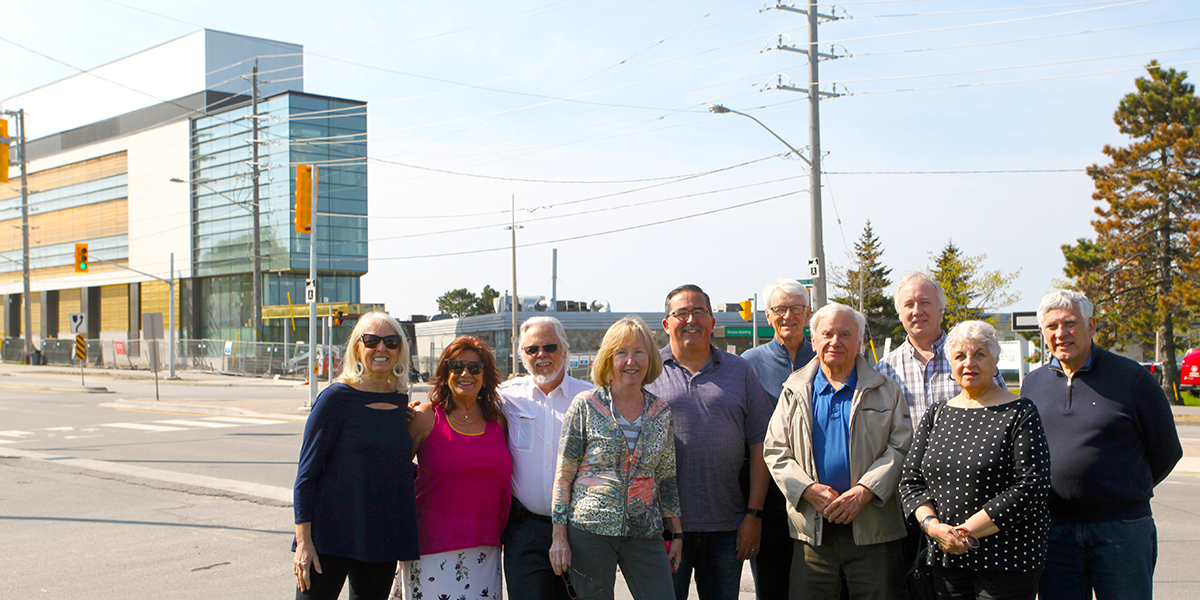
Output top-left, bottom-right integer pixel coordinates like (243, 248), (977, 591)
(2, 365), (1197, 599)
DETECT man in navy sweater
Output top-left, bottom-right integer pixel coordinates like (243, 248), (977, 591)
(1021, 289), (1182, 600)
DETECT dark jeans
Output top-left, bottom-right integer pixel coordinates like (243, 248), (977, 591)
(931, 564), (1041, 600)
(673, 530), (742, 600)
(750, 483), (794, 600)
(501, 499), (571, 600)
(295, 554), (396, 600)
(569, 524), (675, 600)
(1039, 517), (1157, 600)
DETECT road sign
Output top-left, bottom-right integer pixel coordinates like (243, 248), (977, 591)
(1011, 311), (1040, 332)
(808, 258), (821, 279)
(305, 279), (317, 303)
(69, 312), (86, 335)
(73, 335), (86, 360)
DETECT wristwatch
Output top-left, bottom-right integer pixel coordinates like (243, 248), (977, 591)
(745, 508), (763, 518)
(920, 515), (940, 533)
(671, 532), (685, 540)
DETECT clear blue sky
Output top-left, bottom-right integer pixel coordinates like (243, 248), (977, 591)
(6, 0), (1199, 321)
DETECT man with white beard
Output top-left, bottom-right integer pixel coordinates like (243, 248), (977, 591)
(500, 316), (593, 599)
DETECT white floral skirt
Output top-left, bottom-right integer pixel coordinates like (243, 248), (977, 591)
(391, 546), (503, 600)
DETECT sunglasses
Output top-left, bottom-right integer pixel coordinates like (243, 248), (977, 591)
(360, 334), (402, 349)
(561, 567), (594, 599)
(523, 343), (559, 355)
(447, 360), (484, 375)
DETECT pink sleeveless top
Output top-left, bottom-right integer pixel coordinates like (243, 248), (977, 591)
(414, 404), (513, 555)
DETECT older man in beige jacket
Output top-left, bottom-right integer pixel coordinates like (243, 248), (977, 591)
(763, 302), (911, 600)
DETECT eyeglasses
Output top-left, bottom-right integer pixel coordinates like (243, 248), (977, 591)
(447, 360), (485, 375)
(769, 305), (809, 317)
(360, 334), (403, 349)
(523, 343), (559, 355)
(561, 567), (594, 599)
(668, 307), (710, 321)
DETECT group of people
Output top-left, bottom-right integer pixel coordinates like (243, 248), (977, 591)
(291, 273), (1184, 600)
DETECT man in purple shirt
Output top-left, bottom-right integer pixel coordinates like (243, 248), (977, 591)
(644, 284), (775, 600)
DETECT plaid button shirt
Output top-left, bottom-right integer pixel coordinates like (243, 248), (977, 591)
(876, 332), (960, 425)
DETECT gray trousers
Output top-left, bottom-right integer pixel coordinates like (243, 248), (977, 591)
(791, 523), (904, 600)
(568, 524), (675, 600)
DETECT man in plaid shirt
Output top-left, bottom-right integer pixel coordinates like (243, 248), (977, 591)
(876, 271), (1006, 425)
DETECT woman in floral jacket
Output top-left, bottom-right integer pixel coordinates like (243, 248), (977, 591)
(549, 315), (682, 600)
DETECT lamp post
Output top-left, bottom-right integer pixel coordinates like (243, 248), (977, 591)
(170, 177), (264, 342)
(708, 104), (826, 308)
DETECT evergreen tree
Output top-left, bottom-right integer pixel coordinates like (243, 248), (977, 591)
(1064, 61), (1200, 404)
(930, 240), (1021, 330)
(831, 220), (899, 357)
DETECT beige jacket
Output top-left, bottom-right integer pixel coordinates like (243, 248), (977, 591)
(763, 354), (912, 546)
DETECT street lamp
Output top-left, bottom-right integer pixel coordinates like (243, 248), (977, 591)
(708, 104), (826, 308)
(170, 177), (264, 342)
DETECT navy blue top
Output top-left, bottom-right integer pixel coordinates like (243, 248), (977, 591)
(813, 366), (856, 493)
(293, 383), (420, 562)
(1021, 346), (1183, 522)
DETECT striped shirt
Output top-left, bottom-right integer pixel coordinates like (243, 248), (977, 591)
(614, 411), (643, 451)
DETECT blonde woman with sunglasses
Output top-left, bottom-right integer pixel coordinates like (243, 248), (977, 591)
(293, 312), (419, 600)
(391, 336), (513, 600)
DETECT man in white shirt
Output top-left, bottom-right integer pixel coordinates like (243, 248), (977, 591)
(500, 316), (593, 600)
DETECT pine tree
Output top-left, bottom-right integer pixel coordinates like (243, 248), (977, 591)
(1065, 61), (1200, 404)
(930, 240), (1021, 330)
(832, 220), (899, 357)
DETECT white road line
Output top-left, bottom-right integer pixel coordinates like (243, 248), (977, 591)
(202, 417), (287, 425)
(101, 422), (188, 432)
(44, 426), (75, 431)
(0, 430), (36, 438)
(155, 419), (240, 429)
(0, 440), (15, 444)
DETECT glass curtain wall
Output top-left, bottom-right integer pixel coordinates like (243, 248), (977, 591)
(191, 93), (368, 341)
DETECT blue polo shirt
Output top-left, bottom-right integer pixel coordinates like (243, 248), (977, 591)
(813, 366), (856, 494)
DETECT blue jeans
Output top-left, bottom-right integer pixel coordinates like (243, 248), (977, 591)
(672, 530), (741, 600)
(1040, 517), (1157, 600)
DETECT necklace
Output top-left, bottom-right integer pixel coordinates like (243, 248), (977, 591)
(449, 404), (481, 426)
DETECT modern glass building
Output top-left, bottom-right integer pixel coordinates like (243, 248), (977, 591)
(0, 30), (372, 354)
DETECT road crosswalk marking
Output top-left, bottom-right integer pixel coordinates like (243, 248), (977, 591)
(155, 419), (241, 428)
(103, 422), (188, 432)
(0, 430), (36, 438)
(202, 416), (288, 425)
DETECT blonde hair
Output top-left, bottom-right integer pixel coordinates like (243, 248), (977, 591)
(591, 315), (663, 387)
(336, 311), (411, 392)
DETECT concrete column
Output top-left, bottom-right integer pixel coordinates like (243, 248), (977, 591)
(128, 282), (141, 340)
(42, 290), (59, 339)
(80, 287), (101, 338)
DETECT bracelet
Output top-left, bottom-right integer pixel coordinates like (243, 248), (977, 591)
(920, 515), (939, 533)
(745, 508), (763, 518)
(671, 532), (685, 540)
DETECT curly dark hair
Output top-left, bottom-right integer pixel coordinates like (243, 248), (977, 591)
(429, 335), (503, 423)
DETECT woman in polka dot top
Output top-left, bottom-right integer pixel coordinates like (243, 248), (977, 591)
(899, 320), (1050, 600)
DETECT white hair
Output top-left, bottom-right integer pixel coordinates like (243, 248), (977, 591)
(519, 316), (570, 355)
(763, 279), (810, 308)
(809, 302), (867, 342)
(894, 270), (947, 312)
(946, 320), (1001, 359)
(1037, 289), (1094, 324)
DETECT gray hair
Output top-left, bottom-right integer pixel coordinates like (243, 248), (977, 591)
(894, 270), (947, 312)
(1037, 289), (1094, 324)
(809, 302), (867, 342)
(519, 316), (570, 355)
(946, 320), (1001, 359)
(763, 279), (810, 308)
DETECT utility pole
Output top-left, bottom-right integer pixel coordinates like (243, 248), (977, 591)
(245, 62), (265, 343)
(3, 109), (35, 364)
(506, 195), (523, 375)
(769, 0), (841, 309)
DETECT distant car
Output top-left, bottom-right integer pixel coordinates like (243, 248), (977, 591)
(1140, 361), (1164, 385)
(1181, 348), (1200, 394)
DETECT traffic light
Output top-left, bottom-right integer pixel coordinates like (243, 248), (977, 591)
(74, 243), (89, 273)
(1, 119), (9, 184)
(295, 165), (317, 233)
(333, 310), (344, 326)
(738, 299), (753, 322)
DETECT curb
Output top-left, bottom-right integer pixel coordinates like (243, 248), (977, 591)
(102, 399), (309, 422)
(0, 381), (112, 394)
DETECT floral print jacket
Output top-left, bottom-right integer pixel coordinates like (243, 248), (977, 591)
(551, 386), (681, 538)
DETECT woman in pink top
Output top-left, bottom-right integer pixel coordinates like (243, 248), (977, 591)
(391, 336), (512, 600)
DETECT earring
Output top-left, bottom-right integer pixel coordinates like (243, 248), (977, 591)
(392, 363), (404, 378)
(355, 362), (365, 376)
